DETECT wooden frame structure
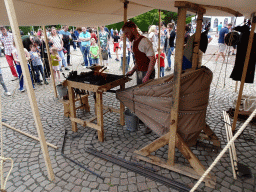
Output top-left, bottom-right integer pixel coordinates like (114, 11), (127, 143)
(63, 76), (130, 142)
(232, 15), (256, 131)
(133, 1), (243, 188)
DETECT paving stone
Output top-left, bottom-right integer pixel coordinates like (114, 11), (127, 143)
(118, 185), (128, 191)
(111, 177), (120, 185)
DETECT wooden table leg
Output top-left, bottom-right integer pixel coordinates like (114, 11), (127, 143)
(120, 83), (125, 126)
(68, 86), (77, 132)
(96, 92), (104, 142)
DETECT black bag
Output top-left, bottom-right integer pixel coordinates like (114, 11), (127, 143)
(101, 50), (108, 60)
(62, 34), (70, 45)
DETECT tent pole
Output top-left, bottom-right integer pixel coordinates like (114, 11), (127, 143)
(122, 1), (128, 75)
(192, 12), (203, 69)
(235, 81), (238, 92)
(97, 26), (103, 66)
(232, 17), (256, 132)
(167, 7), (187, 166)
(42, 26), (58, 98)
(3, 0), (55, 181)
(158, 9), (161, 78)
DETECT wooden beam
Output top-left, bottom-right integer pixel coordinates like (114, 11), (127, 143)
(174, 1), (206, 14)
(68, 86), (77, 132)
(175, 133), (208, 179)
(122, 1), (128, 75)
(203, 5), (242, 17)
(232, 19), (256, 132)
(3, 0), (55, 181)
(192, 12), (203, 70)
(42, 26), (58, 98)
(158, 9), (161, 78)
(120, 84), (125, 126)
(134, 133), (170, 156)
(97, 26), (103, 66)
(167, 7), (187, 166)
(2, 123), (57, 149)
(96, 92), (104, 142)
(135, 154), (216, 188)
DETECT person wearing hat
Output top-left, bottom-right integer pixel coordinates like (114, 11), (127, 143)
(0, 26), (18, 79)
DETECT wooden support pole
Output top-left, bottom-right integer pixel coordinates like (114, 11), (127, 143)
(232, 19), (256, 132)
(167, 7), (187, 166)
(119, 83), (125, 126)
(2, 123), (58, 149)
(42, 26), (58, 98)
(96, 92), (104, 142)
(192, 12), (203, 69)
(68, 86), (77, 132)
(3, 0), (55, 181)
(235, 81), (238, 92)
(97, 26), (103, 66)
(122, 1), (128, 75)
(158, 9), (161, 78)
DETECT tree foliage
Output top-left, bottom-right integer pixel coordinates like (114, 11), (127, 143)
(106, 9), (194, 32)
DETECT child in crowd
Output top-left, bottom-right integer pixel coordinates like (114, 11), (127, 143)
(51, 47), (61, 83)
(0, 64), (11, 96)
(119, 35), (130, 73)
(12, 41), (35, 92)
(156, 47), (165, 77)
(89, 38), (99, 65)
(29, 44), (48, 85)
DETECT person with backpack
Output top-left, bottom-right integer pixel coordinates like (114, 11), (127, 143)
(59, 25), (72, 66)
(48, 27), (69, 71)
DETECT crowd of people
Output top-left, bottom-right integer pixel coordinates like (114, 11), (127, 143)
(0, 20), (236, 96)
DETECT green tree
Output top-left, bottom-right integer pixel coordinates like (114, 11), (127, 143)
(106, 9), (165, 32)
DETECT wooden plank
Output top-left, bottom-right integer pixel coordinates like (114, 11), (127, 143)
(120, 84), (125, 125)
(42, 26), (58, 98)
(2, 123), (57, 149)
(203, 5), (242, 17)
(97, 26), (103, 66)
(167, 7), (187, 166)
(158, 9), (161, 78)
(174, 1), (206, 14)
(175, 133), (210, 180)
(68, 86), (77, 132)
(96, 92), (104, 142)
(122, 1), (128, 75)
(134, 133), (170, 156)
(135, 154), (216, 188)
(223, 111), (237, 179)
(3, 0), (55, 181)
(67, 80), (100, 92)
(70, 117), (86, 126)
(70, 117), (101, 131)
(99, 76), (130, 92)
(103, 105), (120, 113)
(192, 12), (203, 70)
(232, 20), (256, 131)
(235, 81), (238, 92)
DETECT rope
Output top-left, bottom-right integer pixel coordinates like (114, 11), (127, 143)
(190, 107), (256, 192)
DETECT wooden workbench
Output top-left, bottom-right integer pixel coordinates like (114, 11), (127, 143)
(63, 75), (131, 142)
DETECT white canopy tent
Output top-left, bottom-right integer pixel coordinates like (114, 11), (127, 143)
(1, 0), (256, 27)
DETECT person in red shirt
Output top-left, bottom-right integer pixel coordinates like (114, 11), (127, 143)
(156, 47), (165, 77)
(89, 28), (97, 43)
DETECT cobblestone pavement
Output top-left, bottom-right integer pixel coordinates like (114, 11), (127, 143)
(0, 34), (255, 192)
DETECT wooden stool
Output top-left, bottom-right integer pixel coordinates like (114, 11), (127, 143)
(61, 95), (90, 117)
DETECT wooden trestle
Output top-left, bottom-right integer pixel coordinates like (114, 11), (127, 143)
(133, 1), (227, 188)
